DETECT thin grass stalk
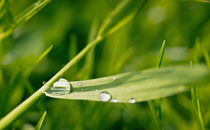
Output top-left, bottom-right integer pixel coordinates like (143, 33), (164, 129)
(148, 40), (166, 130)
(191, 87), (205, 130)
(190, 40), (205, 130)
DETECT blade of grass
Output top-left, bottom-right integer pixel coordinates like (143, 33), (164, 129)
(0, 45), (53, 116)
(0, 67), (22, 117)
(191, 86), (205, 130)
(35, 111), (47, 130)
(203, 49), (210, 68)
(97, 0), (130, 37)
(45, 64), (209, 102)
(148, 40), (165, 130)
(0, 0), (139, 128)
(69, 34), (77, 60)
(76, 19), (98, 79)
(0, 0), (51, 40)
(112, 47), (134, 73)
(190, 39), (205, 130)
(25, 45), (53, 77)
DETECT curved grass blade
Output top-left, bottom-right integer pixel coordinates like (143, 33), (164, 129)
(35, 111), (47, 130)
(45, 65), (209, 103)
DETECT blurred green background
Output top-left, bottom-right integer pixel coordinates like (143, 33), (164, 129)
(0, 0), (210, 129)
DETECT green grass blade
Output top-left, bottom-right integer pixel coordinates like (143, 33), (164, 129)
(191, 87), (205, 130)
(112, 47), (134, 73)
(45, 65), (209, 103)
(76, 20), (99, 79)
(35, 111), (47, 130)
(148, 40), (165, 130)
(203, 49), (210, 68)
(190, 40), (206, 130)
(0, 67), (22, 116)
(156, 40), (166, 69)
(98, 0), (147, 37)
(97, 0), (130, 37)
(69, 34), (77, 60)
(25, 45), (53, 77)
(0, 0), (51, 39)
(14, 0), (51, 29)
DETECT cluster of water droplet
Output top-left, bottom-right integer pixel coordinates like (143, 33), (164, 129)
(50, 78), (71, 95)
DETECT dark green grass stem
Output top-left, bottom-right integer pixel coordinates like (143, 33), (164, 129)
(148, 40), (165, 130)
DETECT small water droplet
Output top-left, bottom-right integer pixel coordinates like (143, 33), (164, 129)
(78, 82), (82, 86)
(81, 88), (84, 91)
(50, 78), (71, 95)
(129, 98), (136, 103)
(103, 77), (107, 80)
(89, 93), (93, 96)
(111, 98), (118, 103)
(35, 2), (39, 7)
(42, 81), (46, 85)
(95, 89), (98, 92)
(99, 91), (111, 102)
(113, 76), (117, 80)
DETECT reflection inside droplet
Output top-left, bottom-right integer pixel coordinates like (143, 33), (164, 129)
(50, 78), (71, 95)
(99, 91), (111, 102)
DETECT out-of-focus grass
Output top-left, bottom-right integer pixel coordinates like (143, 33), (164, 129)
(0, 0), (210, 129)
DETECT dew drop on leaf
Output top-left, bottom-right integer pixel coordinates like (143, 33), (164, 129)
(50, 78), (71, 95)
(111, 98), (118, 103)
(113, 76), (117, 80)
(129, 98), (136, 103)
(78, 82), (82, 86)
(35, 2), (39, 7)
(99, 91), (111, 102)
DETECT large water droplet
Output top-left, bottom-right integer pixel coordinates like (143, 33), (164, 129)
(111, 98), (118, 103)
(113, 76), (117, 80)
(78, 82), (82, 86)
(50, 78), (71, 95)
(129, 98), (136, 103)
(99, 91), (111, 102)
